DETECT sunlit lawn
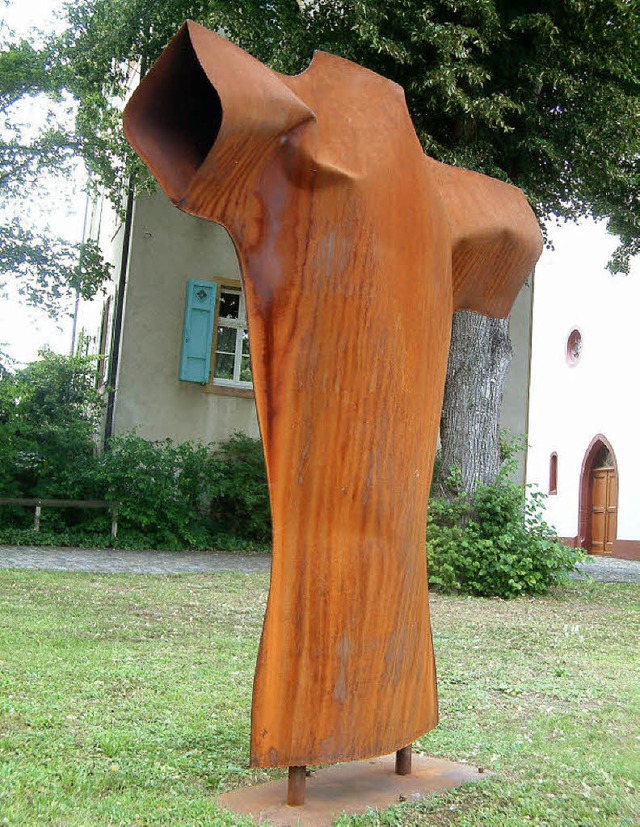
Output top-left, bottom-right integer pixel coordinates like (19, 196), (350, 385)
(0, 568), (637, 826)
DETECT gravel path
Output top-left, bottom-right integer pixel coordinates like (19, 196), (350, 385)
(0, 546), (640, 583)
(572, 556), (640, 584)
(0, 546), (271, 574)
(0, 545), (638, 582)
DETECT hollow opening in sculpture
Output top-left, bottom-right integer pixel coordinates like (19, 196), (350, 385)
(124, 26), (222, 202)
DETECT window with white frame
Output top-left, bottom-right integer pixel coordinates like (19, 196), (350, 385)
(212, 285), (253, 388)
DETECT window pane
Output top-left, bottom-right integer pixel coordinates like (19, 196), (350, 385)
(241, 330), (250, 355)
(219, 290), (240, 319)
(240, 356), (252, 383)
(216, 325), (236, 353)
(214, 353), (234, 380)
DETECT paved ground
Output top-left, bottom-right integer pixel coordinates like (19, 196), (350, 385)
(572, 556), (640, 583)
(0, 546), (271, 574)
(0, 546), (638, 582)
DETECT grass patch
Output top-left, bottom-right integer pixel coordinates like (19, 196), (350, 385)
(0, 570), (637, 825)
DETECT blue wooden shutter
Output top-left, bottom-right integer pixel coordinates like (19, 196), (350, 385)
(180, 280), (217, 383)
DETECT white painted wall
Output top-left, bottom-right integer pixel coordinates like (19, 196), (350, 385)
(526, 219), (640, 543)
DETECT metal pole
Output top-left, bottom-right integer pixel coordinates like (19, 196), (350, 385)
(70, 194), (92, 357)
(395, 744), (412, 776)
(287, 766), (306, 806)
(103, 180), (135, 450)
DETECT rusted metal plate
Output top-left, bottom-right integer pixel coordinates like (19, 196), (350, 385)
(219, 753), (488, 826)
(124, 21), (543, 770)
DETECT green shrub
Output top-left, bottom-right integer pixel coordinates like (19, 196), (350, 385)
(96, 434), (215, 549)
(0, 350), (103, 501)
(206, 433), (271, 544)
(0, 351), (270, 549)
(0, 361), (578, 573)
(0, 364), (271, 549)
(97, 432), (271, 549)
(427, 470), (584, 599)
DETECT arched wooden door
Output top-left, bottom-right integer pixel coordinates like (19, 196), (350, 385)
(590, 465), (617, 555)
(579, 436), (618, 556)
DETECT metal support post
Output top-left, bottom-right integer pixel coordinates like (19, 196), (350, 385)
(287, 766), (306, 806)
(395, 744), (412, 776)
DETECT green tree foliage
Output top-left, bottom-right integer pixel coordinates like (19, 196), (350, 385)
(2, 2), (638, 535)
(0, 16), (112, 312)
(0, 222), (111, 313)
(2, 1), (639, 275)
(0, 350), (103, 500)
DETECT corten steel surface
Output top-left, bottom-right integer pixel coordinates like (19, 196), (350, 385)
(395, 745), (412, 776)
(218, 753), (487, 826)
(124, 21), (543, 769)
(287, 766), (307, 807)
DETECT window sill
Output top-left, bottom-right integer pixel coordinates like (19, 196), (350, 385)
(203, 384), (255, 399)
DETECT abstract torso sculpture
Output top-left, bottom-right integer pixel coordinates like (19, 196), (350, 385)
(124, 21), (542, 769)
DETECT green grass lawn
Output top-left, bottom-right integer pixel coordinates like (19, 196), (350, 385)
(0, 569), (637, 826)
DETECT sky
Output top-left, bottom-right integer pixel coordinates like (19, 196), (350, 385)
(2, 0), (63, 32)
(0, 0), (85, 367)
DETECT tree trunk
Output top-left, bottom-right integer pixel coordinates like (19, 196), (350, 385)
(436, 311), (512, 497)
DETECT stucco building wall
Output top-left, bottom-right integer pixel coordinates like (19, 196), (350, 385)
(500, 280), (533, 484)
(112, 192), (259, 445)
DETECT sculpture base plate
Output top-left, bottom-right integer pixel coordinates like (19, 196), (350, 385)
(218, 753), (487, 826)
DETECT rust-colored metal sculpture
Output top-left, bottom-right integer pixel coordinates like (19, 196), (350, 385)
(124, 20), (542, 776)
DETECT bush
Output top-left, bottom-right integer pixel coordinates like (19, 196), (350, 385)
(206, 433), (271, 544)
(97, 434), (215, 549)
(3, 357), (570, 571)
(0, 350), (103, 500)
(97, 432), (271, 549)
(0, 352), (270, 549)
(0, 358), (271, 550)
(427, 470), (584, 599)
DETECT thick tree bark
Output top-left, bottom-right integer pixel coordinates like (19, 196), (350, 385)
(436, 311), (512, 496)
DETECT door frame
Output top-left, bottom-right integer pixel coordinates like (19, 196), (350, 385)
(577, 433), (618, 553)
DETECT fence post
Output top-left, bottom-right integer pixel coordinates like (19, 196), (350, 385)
(111, 506), (118, 540)
(34, 504), (41, 532)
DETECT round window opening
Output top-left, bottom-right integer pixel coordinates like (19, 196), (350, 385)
(566, 329), (582, 366)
